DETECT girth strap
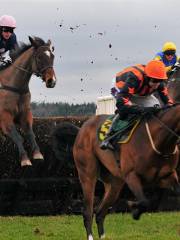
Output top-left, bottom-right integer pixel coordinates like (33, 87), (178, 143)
(0, 85), (29, 95)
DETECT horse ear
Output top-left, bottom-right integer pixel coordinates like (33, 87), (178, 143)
(47, 39), (51, 46)
(29, 36), (35, 44)
(28, 36), (39, 48)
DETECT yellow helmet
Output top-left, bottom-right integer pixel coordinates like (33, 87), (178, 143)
(162, 42), (176, 52)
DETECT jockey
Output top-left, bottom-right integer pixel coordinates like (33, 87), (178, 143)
(0, 15), (18, 67)
(100, 60), (173, 150)
(154, 42), (180, 76)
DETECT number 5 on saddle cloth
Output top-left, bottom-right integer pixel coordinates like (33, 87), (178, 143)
(99, 114), (141, 150)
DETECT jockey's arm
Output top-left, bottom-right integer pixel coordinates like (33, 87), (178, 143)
(177, 56), (180, 62)
(116, 76), (139, 111)
(157, 83), (174, 105)
(154, 55), (172, 72)
(110, 77), (119, 97)
(167, 58), (180, 77)
(166, 66), (172, 72)
(154, 55), (161, 61)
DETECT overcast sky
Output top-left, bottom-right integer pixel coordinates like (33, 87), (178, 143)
(1, 0), (180, 103)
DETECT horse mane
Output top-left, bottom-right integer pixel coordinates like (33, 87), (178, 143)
(10, 37), (46, 61)
(10, 43), (31, 61)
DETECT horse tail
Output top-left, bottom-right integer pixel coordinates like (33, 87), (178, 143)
(51, 122), (79, 171)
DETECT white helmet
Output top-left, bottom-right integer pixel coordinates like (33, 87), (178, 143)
(0, 15), (16, 28)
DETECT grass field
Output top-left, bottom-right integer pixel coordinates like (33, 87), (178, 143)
(0, 212), (179, 240)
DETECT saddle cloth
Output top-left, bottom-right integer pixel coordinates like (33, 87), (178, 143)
(98, 115), (140, 144)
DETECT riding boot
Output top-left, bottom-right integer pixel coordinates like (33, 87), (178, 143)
(100, 114), (119, 150)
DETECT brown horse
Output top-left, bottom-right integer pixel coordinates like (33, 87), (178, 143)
(167, 63), (180, 102)
(0, 36), (56, 167)
(55, 105), (180, 240)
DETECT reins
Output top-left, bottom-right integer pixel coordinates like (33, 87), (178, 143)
(151, 114), (180, 142)
(145, 110), (180, 157)
(145, 121), (178, 157)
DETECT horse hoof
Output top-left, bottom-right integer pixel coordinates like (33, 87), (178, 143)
(128, 200), (137, 209)
(33, 152), (44, 161)
(100, 233), (106, 239)
(132, 208), (141, 220)
(88, 235), (94, 240)
(21, 159), (32, 167)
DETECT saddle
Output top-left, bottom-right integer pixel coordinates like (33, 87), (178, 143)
(99, 114), (141, 144)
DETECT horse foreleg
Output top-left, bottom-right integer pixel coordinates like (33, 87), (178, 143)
(95, 177), (124, 239)
(7, 125), (32, 167)
(159, 170), (180, 196)
(125, 171), (149, 220)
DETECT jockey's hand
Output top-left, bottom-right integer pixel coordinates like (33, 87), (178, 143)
(4, 56), (12, 64)
(111, 87), (118, 97)
(171, 62), (180, 72)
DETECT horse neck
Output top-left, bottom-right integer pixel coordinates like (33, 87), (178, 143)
(1, 47), (34, 89)
(149, 106), (180, 152)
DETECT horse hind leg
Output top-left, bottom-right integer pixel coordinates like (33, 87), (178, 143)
(20, 111), (44, 163)
(24, 128), (44, 162)
(74, 150), (98, 240)
(7, 124), (32, 167)
(95, 177), (124, 239)
(80, 176), (97, 240)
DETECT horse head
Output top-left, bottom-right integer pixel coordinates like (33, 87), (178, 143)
(29, 36), (56, 88)
(167, 60), (180, 102)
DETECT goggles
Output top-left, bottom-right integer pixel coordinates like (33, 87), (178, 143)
(149, 78), (162, 83)
(1, 27), (14, 33)
(164, 50), (176, 56)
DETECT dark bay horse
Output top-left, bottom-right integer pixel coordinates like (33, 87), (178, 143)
(167, 63), (180, 102)
(55, 105), (180, 240)
(0, 36), (56, 167)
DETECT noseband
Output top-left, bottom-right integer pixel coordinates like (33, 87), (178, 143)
(15, 64), (53, 78)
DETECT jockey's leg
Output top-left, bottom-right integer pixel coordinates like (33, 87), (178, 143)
(125, 171), (150, 220)
(7, 124), (32, 167)
(100, 114), (119, 150)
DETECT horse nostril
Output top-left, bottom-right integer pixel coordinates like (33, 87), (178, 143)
(46, 79), (56, 88)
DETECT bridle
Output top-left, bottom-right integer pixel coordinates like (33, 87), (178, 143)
(15, 64), (53, 78)
(0, 45), (54, 95)
(15, 45), (54, 78)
